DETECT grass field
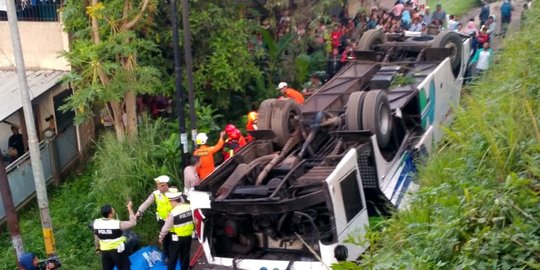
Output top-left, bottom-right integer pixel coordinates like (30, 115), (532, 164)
(427, 0), (479, 17)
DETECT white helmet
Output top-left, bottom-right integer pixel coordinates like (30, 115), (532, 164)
(196, 133), (208, 145)
(154, 175), (170, 183)
(277, 82), (288, 90)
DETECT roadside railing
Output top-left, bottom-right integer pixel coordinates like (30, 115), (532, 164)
(0, 1), (62, 22)
(0, 125), (78, 220)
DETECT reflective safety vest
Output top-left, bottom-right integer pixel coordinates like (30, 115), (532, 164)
(170, 203), (194, 237)
(93, 218), (126, 251)
(153, 190), (172, 221)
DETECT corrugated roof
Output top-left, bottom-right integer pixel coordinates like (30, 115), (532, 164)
(0, 69), (67, 121)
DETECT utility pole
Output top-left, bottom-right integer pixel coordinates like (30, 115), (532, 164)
(5, 0), (56, 255)
(171, 0), (189, 168)
(0, 147), (24, 264)
(181, 0), (197, 147)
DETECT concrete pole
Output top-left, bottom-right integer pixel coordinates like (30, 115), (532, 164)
(181, 0), (197, 147)
(0, 147), (24, 265)
(5, 0), (56, 255)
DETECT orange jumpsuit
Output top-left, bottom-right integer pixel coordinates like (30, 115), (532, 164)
(283, 88), (305, 104)
(222, 135), (247, 160)
(246, 120), (256, 132)
(246, 120), (256, 142)
(193, 137), (224, 180)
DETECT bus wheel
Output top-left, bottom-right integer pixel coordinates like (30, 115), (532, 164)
(271, 99), (301, 148)
(357, 29), (386, 51)
(257, 98), (275, 130)
(433, 30), (463, 78)
(362, 90), (392, 148)
(345, 91), (367, 131)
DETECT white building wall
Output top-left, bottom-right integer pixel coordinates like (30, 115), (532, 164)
(0, 21), (70, 70)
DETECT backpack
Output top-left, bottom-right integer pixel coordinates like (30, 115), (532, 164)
(501, 2), (512, 17)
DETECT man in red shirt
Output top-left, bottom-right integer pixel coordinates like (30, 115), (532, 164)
(277, 82), (305, 105)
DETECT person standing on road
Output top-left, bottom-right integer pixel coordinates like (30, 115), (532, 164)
(479, 0), (490, 27)
(500, 0), (513, 37)
(93, 202), (137, 270)
(136, 175), (174, 257)
(431, 4), (447, 26)
(484, 15), (497, 38)
(158, 191), (194, 270)
(470, 41), (494, 77)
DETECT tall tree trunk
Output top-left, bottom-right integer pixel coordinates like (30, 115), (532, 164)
(125, 90), (137, 141)
(109, 101), (126, 140)
(90, 0), (100, 44)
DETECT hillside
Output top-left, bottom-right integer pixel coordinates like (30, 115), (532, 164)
(352, 4), (540, 269)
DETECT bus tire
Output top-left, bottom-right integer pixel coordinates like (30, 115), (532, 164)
(362, 90), (392, 148)
(271, 99), (301, 148)
(358, 29), (386, 51)
(346, 91), (367, 131)
(432, 30), (463, 77)
(257, 98), (275, 130)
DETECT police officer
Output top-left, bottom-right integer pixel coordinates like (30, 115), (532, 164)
(158, 191), (194, 270)
(93, 201), (137, 270)
(136, 175), (174, 257)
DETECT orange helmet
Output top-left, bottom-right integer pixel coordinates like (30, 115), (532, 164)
(225, 124), (236, 136)
(247, 111), (258, 122)
(230, 129), (242, 140)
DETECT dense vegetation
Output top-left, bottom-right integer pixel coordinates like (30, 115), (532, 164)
(3, 0), (520, 268)
(335, 5), (540, 270)
(0, 121), (183, 268)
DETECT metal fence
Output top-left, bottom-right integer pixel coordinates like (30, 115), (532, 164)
(0, 1), (62, 22)
(0, 125), (78, 220)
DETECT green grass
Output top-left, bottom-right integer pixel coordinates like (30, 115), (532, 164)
(0, 120), (183, 268)
(342, 5), (540, 270)
(428, 0), (478, 17)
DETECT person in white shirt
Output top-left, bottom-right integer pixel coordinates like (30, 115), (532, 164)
(470, 42), (494, 76)
(484, 15), (497, 36)
(409, 16), (424, 32)
(447, 15), (459, 31)
(183, 156), (201, 198)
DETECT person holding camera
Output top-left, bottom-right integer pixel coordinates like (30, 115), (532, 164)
(18, 252), (58, 270)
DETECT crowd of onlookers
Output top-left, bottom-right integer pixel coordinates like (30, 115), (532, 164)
(250, 0), (529, 82)
(248, 1), (465, 81)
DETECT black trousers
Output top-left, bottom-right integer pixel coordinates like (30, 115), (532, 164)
(167, 235), (192, 270)
(158, 219), (171, 257)
(101, 249), (130, 270)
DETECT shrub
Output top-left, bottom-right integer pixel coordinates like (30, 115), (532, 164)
(334, 4), (540, 270)
(0, 120), (182, 268)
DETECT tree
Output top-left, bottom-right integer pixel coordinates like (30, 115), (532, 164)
(62, 0), (161, 141)
(187, 2), (263, 110)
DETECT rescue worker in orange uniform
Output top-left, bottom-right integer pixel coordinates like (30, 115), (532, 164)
(246, 111), (258, 142)
(277, 82), (305, 105)
(246, 111), (258, 132)
(224, 124), (246, 146)
(193, 131), (225, 180)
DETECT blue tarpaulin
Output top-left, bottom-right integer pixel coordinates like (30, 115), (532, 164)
(114, 246), (180, 270)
